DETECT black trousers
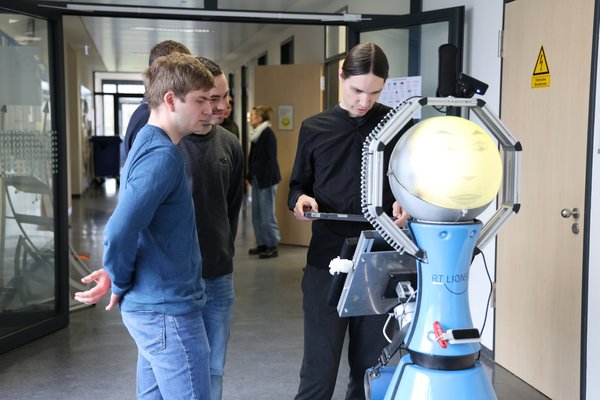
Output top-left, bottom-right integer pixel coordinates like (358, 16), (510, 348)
(295, 265), (389, 400)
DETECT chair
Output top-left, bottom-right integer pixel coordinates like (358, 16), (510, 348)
(0, 175), (92, 311)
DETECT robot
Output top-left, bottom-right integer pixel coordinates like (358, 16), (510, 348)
(335, 97), (521, 399)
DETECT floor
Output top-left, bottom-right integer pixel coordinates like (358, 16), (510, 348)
(0, 179), (550, 399)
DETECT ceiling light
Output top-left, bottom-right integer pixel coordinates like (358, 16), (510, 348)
(15, 35), (41, 43)
(130, 26), (211, 33)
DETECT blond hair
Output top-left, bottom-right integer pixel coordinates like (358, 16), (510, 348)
(252, 105), (274, 122)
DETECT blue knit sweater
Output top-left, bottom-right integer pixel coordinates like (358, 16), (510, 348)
(103, 124), (205, 315)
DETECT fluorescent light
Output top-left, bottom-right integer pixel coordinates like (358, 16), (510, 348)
(130, 26), (211, 33)
(58, 4), (365, 22)
(15, 35), (41, 42)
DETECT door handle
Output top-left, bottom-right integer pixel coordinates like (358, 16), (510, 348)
(561, 207), (580, 219)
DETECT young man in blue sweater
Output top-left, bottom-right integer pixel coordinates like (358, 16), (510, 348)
(74, 52), (214, 400)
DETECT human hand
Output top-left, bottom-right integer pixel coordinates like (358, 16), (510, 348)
(105, 293), (121, 311)
(293, 194), (319, 220)
(392, 201), (410, 228)
(74, 269), (119, 310)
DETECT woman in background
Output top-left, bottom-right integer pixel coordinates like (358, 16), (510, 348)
(246, 105), (281, 259)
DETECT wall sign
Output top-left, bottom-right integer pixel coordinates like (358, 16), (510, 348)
(278, 105), (293, 130)
(532, 46), (551, 88)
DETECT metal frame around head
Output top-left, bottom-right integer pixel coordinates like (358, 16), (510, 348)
(361, 96), (522, 261)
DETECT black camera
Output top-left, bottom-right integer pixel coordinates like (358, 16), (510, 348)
(456, 72), (489, 98)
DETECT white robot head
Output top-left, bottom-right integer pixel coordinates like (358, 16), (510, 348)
(388, 116), (502, 222)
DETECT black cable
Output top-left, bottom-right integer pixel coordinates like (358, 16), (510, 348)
(477, 249), (493, 337)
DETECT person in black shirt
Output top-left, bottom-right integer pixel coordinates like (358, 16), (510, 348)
(178, 58), (244, 400)
(288, 43), (410, 400)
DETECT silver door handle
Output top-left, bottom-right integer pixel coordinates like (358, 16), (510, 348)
(561, 208), (580, 219)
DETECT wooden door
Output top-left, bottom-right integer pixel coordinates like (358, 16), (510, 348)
(497, 1), (594, 398)
(254, 64), (323, 246)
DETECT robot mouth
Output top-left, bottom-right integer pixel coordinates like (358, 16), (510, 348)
(448, 194), (481, 205)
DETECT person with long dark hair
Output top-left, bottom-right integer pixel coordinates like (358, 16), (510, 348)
(288, 43), (410, 399)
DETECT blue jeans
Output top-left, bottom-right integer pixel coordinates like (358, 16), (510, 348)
(121, 310), (211, 400)
(251, 181), (281, 247)
(203, 274), (235, 400)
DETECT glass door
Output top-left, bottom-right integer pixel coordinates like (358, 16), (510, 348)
(0, 5), (69, 353)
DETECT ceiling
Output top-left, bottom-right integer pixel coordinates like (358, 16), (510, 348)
(17, 0), (344, 72)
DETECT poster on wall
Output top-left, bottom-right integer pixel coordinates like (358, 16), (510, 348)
(278, 105), (294, 130)
(379, 76), (422, 118)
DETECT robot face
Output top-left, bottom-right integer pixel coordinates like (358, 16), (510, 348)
(390, 116), (502, 218)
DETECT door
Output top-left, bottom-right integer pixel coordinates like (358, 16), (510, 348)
(497, 1), (594, 398)
(254, 64), (323, 246)
(0, 5), (70, 353)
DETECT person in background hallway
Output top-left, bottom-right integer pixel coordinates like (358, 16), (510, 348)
(220, 95), (240, 139)
(74, 53), (215, 400)
(123, 40), (191, 159)
(246, 105), (281, 259)
(288, 43), (411, 400)
(178, 57), (244, 400)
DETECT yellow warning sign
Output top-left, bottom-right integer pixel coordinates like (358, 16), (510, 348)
(532, 46), (550, 88)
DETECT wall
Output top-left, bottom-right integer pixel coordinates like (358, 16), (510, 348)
(65, 44), (96, 197)
(63, 15), (105, 198)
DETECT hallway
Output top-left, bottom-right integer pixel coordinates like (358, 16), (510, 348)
(0, 180), (548, 399)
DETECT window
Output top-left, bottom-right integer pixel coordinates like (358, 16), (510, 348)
(93, 74), (144, 136)
(280, 37), (294, 65)
(257, 52), (267, 66)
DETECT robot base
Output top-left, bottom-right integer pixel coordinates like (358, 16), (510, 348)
(369, 354), (496, 400)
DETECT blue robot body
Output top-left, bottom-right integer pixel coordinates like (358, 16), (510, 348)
(404, 221), (482, 360)
(382, 221), (496, 400)
(383, 356), (495, 400)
